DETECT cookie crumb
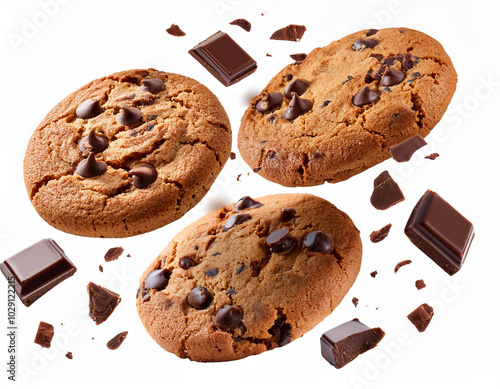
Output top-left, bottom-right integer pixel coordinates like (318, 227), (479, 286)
(394, 260), (412, 273)
(369, 223), (392, 243)
(104, 247), (124, 262)
(166, 24), (185, 37)
(352, 297), (359, 307)
(415, 279), (426, 290)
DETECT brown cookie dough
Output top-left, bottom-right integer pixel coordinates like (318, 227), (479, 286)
(238, 28), (457, 186)
(24, 69), (231, 237)
(136, 193), (362, 362)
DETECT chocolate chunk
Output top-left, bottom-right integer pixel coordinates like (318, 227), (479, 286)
(188, 286), (213, 309)
(407, 303), (434, 332)
(129, 163), (157, 189)
(205, 268), (219, 277)
(76, 152), (107, 178)
(117, 106), (142, 125)
(284, 79), (309, 99)
(380, 68), (406, 86)
(230, 18), (251, 32)
(0, 239), (77, 307)
(415, 279), (426, 290)
(106, 331), (128, 350)
(370, 224), (392, 243)
(214, 306), (243, 329)
(224, 213), (252, 231)
(366, 29), (378, 36)
(270, 24), (306, 42)
(166, 24), (185, 36)
(352, 38), (378, 51)
(304, 231), (333, 253)
(370, 270), (378, 278)
(230, 152), (236, 160)
(283, 92), (312, 121)
(104, 247), (124, 262)
(234, 196), (263, 212)
(189, 31), (257, 86)
(266, 229), (295, 253)
(281, 208), (296, 222)
(144, 269), (171, 290)
(390, 135), (427, 162)
(78, 129), (108, 154)
(87, 282), (121, 325)
(140, 78), (164, 94)
(394, 260), (412, 273)
(370, 171), (405, 210)
(405, 190), (474, 275)
(425, 152), (440, 160)
(290, 53), (307, 62)
(179, 257), (196, 270)
(76, 99), (103, 119)
(255, 92), (283, 113)
(321, 100), (331, 107)
(353, 86), (380, 106)
(320, 319), (385, 368)
(65, 352), (73, 359)
(352, 297), (359, 307)
(34, 321), (54, 348)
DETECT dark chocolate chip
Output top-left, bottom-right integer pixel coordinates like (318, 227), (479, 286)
(365, 69), (381, 84)
(78, 129), (108, 154)
(425, 153), (439, 160)
(117, 106), (142, 125)
(166, 24), (185, 36)
(129, 163), (157, 189)
(106, 331), (128, 350)
(383, 56), (396, 66)
(266, 229), (295, 253)
(283, 92), (312, 121)
(352, 38), (378, 51)
(352, 86), (380, 106)
(187, 286), (213, 309)
(290, 53), (307, 62)
(284, 79), (309, 99)
(399, 53), (418, 70)
(253, 167), (262, 173)
(256, 92), (283, 113)
(270, 25), (306, 42)
(226, 288), (236, 295)
(145, 124), (154, 131)
(234, 196), (263, 212)
(366, 29), (378, 37)
(304, 231), (333, 253)
(214, 306), (243, 329)
(352, 297), (359, 307)
(179, 257), (196, 270)
(147, 114), (157, 120)
(224, 214), (252, 231)
(76, 99), (103, 119)
(268, 115), (277, 123)
(321, 100), (331, 107)
(76, 152), (107, 178)
(87, 282), (121, 325)
(281, 208), (296, 222)
(140, 78), (164, 94)
(230, 18), (251, 32)
(144, 269), (171, 290)
(205, 268), (219, 277)
(236, 264), (246, 274)
(369, 224), (392, 243)
(380, 68), (406, 86)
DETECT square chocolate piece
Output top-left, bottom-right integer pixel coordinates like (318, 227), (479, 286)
(189, 31), (257, 86)
(0, 239), (77, 307)
(405, 190), (474, 275)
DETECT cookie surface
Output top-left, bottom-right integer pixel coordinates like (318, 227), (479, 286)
(24, 69), (231, 237)
(238, 28), (457, 186)
(136, 193), (362, 362)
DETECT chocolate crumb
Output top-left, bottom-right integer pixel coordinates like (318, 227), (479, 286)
(352, 297), (359, 307)
(107, 331), (128, 350)
(253, 167), (262, 173)
(370, 171), (405, 210)
(98, 265), (103, 273)
(166, 24), (185, 37)
(230, 152), (236, 160)
(270, 24), (306, 42)
(104, 247), (124, 262)
(66, 352), (73, 359)
(266, 53), (272, 57)
(415, 279), (426, 290)
(237, 174), (242, 181)
(425, 153), (440, 160)
(370, 224), (392, 243)
(394, 260), (412, 273)
(407, 303), (434, 332)
(290, 53), (307, 62)
(230, 18), (251, 32)
(370, 271), (378, 278)
(34, 322), (54, 348)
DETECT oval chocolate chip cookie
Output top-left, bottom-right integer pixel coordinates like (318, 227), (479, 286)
(24, 69), (231, 238)
(136, 193), (362, 362)
(238, 28), (457, 186)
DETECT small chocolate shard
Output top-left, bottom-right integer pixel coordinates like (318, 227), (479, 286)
(104, 247), (124, 262)
(370, 271), (378, 278)
(107, 331), (128, 350)
(370, 171), (405, 210)
(87, 282), (121, 325)
(98, 265), (103, 272)
(290, 53), (307, 62)
(390, 135), (427, 162)
(270, 24), (306, 42)
(415, 279), (426, 290)
(129, 163), (157, 189)
(76, 99), (103, 119)
(230, 152), (236, 160)
(76, 152), (107, 178)
(34, 322), (54, 348)
(425, 153), (440, 160)
(370, 224), (392, 243)
(283, 92), (312, 121)
(353, 86), (380, 106)
(166, 24), (185, 36)
(394, 260), (412, 273)
(407, 303), (434, 332)
(230, 18), (251, 32)
(65, 352), (73, 359)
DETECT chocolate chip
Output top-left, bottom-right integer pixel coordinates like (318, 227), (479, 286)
(98, 265), (103, 272)
(253, 167), (262, 173)
(284, 74), (293, 82)
(205, 268), (219, 277)
(343, 75), (353, 85)
(140, 78), (164, 94)
(166, 24), (185, 36)
(226, 288), (236, 295)
(266, 229), (295, 253)
(129, 163), (157, 189)
(236, 264), (246, 274)
(76, 152), (107, 178)
(270, 24), (306, 42)
(366, 29), (378, 37)
(179, 257), (196, 269)
(147, 114), (157, 120)
(290, 53), (307, 62)
(76, 99), (103, 119)
(234, 196), (263, 212)
(283, 92), (312, 121)
(230, 18), (251, 32)
(321, 100), (331, 108)
(214, 306), (243, 329)
(256, 92), (283, 113)
(352, 38), (378, 51)
(369, 224), (392, 243)
(304, 231), (333, 253)
(187, 286), (213, 309)
(352, 86), (380, 106)
(117, 106), (142, 125)
(407, 303), (434, 332)
(281, 208), (296, 222)
(144, 269), (171, 290)
(284, 79), (309, 99)
(145, 124), (154, 131)
(224, 214), (251, 231)
(380, 68), (406, 86)
(365, 69), (380, 84)
(106, 331), (128, 350)
(104, 247), (124, 262)
(78, 129), (108, 154)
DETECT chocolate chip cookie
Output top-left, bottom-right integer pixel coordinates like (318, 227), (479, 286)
(24, 69), (231, 238)
(238, 28), (457, 186)
(136, 193), (362, 362)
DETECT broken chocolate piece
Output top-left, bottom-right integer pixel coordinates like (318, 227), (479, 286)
(234, 196), (263, 212)
(407, 303), (434, 332)
(230, 152), (236, 160)
(290, 53), (307, 62)
(230, 18), (251, 32)
(425, 153), (440, 160)
(370, 271), (378, 278)
(415, 279), (426, 290)
(76, 152), (107, 178)
(320, 319), (385, 368)
(255, 92), (283, 113)
(166, 24), (185, 36)
(104, 247), (124, 262)
(370, 171), (405, 210)
(107, 331), (128, 350)
(353, 86), (380, 106)
(284, 79), (309, 99)
(98, 265), (103, 272)
(65, 352), (73, 359)
(405, 190), (474, 275)
(34, 321), (54, 348)
(215, 306), (243, 329)
(283, 92), (312, 121)
(390, 135), (427, 162)
(352, 297), (359, 307)
(394, 260), (412, 273)
(87, 282), (121, 325)
(270, 24), (306, 42)
(369, 224), (392, 243)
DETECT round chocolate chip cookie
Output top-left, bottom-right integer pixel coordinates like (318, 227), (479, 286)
(136, 193), (362, 362)
(24, 69), (231, 238)
(238, 28), (457, 186)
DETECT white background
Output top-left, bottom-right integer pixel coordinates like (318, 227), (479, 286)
(0, 0), (499, 388)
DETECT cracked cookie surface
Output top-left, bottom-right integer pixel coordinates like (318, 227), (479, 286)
(24, 69), (231, 238)
(136, 193), (362, 362)
(238, 28), (457, 186)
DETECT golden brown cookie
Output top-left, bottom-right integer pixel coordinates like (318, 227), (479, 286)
(238, 28), (457, 186)
(136, 193), (362, 362)
(24, 69), (231, 238)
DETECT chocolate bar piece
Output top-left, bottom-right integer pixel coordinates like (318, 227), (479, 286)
(320, 319), (385, 368)
(405, 190), (474, 275)
(0, 239), (77, 307)
(189, 31), (257, 86)
(370, 171), (405, 210)
(407, 303), (434, 332)
(390, 135), (427, 162)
